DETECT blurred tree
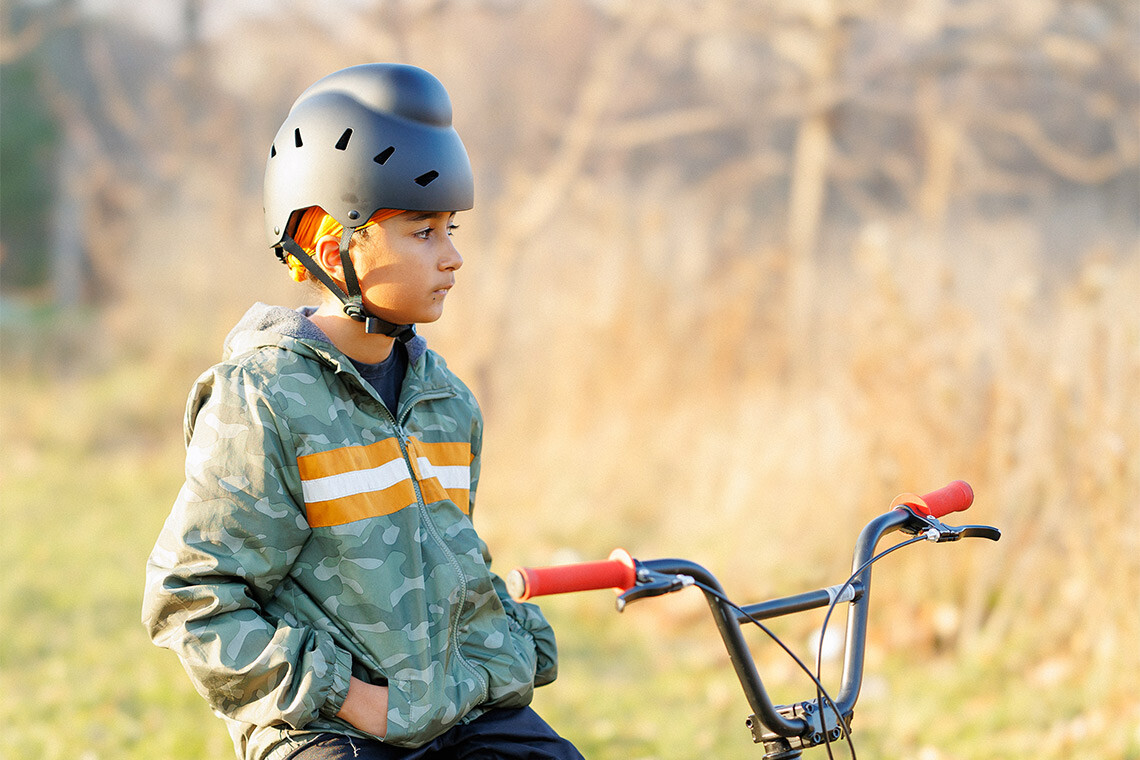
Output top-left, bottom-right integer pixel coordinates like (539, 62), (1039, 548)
(0, 56), (59, 292)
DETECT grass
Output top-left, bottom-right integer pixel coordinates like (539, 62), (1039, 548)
(0, 362), (235, 760)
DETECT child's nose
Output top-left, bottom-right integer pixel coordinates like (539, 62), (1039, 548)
(441, 240), (463, 271)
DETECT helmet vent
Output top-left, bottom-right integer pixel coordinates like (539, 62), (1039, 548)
(335, 128), (353, 151)
(294, 128), (303, 147)
(415, 170), (439, 187)
(270, 144), (277, 158)
(374, 146), (395, 165)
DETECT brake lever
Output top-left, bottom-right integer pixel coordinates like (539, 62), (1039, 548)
(616, 573), (694, 612)
(956, 525), (1002, 541)
(897, 506), (1002, 543)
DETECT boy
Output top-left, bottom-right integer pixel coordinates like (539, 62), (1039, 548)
(142, 63), (582, 760)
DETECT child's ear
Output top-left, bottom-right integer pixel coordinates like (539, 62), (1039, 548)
(313, 235), (345, 285)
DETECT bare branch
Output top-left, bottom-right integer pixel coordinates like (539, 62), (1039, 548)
(606, 107), (734, 150)
(503, 3), (659, 244)
(973, 109), (1139, 185)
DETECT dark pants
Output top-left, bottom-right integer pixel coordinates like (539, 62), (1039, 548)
(286, 707), (584, 760)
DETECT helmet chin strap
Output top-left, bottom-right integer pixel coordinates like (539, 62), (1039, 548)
(278, 228), (417, 343)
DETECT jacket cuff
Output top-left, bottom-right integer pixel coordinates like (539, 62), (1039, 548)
(318, 643), (354, 720)
(504, 600), (558, 687)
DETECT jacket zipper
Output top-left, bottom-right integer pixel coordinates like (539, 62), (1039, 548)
(392, 391), (490, 701)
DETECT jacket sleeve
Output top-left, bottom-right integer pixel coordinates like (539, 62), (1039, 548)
(142, 364), (353, 729)
(467, 401), (559, 688)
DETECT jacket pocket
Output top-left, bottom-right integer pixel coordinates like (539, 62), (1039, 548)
(379, 663), (487, 748)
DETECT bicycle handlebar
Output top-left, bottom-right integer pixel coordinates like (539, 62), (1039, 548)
(506, 480), (998, 756)
(510, 481), (975, 602)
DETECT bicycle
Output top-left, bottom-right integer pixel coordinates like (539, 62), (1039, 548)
(506, 480), (1001, 758)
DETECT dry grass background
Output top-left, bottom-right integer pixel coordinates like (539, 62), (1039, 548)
(2, 1), (1138, 758)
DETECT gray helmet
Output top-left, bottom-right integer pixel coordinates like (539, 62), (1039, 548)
(262, 63), (474, 340)
(265, 62), (474, 246)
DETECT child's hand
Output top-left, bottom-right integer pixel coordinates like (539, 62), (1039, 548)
(337, 676), (389, 738)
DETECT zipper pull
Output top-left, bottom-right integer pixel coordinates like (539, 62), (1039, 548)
(401, 432), (424, 480)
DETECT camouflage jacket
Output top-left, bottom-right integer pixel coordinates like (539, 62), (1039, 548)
(142, 303), (557, 759)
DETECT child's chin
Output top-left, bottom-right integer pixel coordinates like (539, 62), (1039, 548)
(404, 312), (442, 326)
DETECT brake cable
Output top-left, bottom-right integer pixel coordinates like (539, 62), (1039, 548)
(688, 580), (858, 760)
(814, 534), (926, 758)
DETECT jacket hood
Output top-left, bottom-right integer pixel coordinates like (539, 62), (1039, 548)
(222, 302), (428, 366)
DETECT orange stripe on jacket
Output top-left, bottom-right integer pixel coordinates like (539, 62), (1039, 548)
(297, 438), (404, 481)
(297, 438), (472, 525)
(305, 480), (419, 528)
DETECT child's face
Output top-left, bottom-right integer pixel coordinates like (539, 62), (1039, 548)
(350, 211), (462, 325)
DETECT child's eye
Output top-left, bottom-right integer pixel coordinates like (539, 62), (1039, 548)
(413, 220), (458, 240)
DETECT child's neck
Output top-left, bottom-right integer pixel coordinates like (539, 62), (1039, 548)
(309, 304), (396, 364)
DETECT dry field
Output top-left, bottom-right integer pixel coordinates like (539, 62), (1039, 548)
(2, 1), (1138, 758)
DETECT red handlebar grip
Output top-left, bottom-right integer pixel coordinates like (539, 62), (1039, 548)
(507, 550), (637, 601)
(921, 480), (974, 518)
(892, 480), (975, 518)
